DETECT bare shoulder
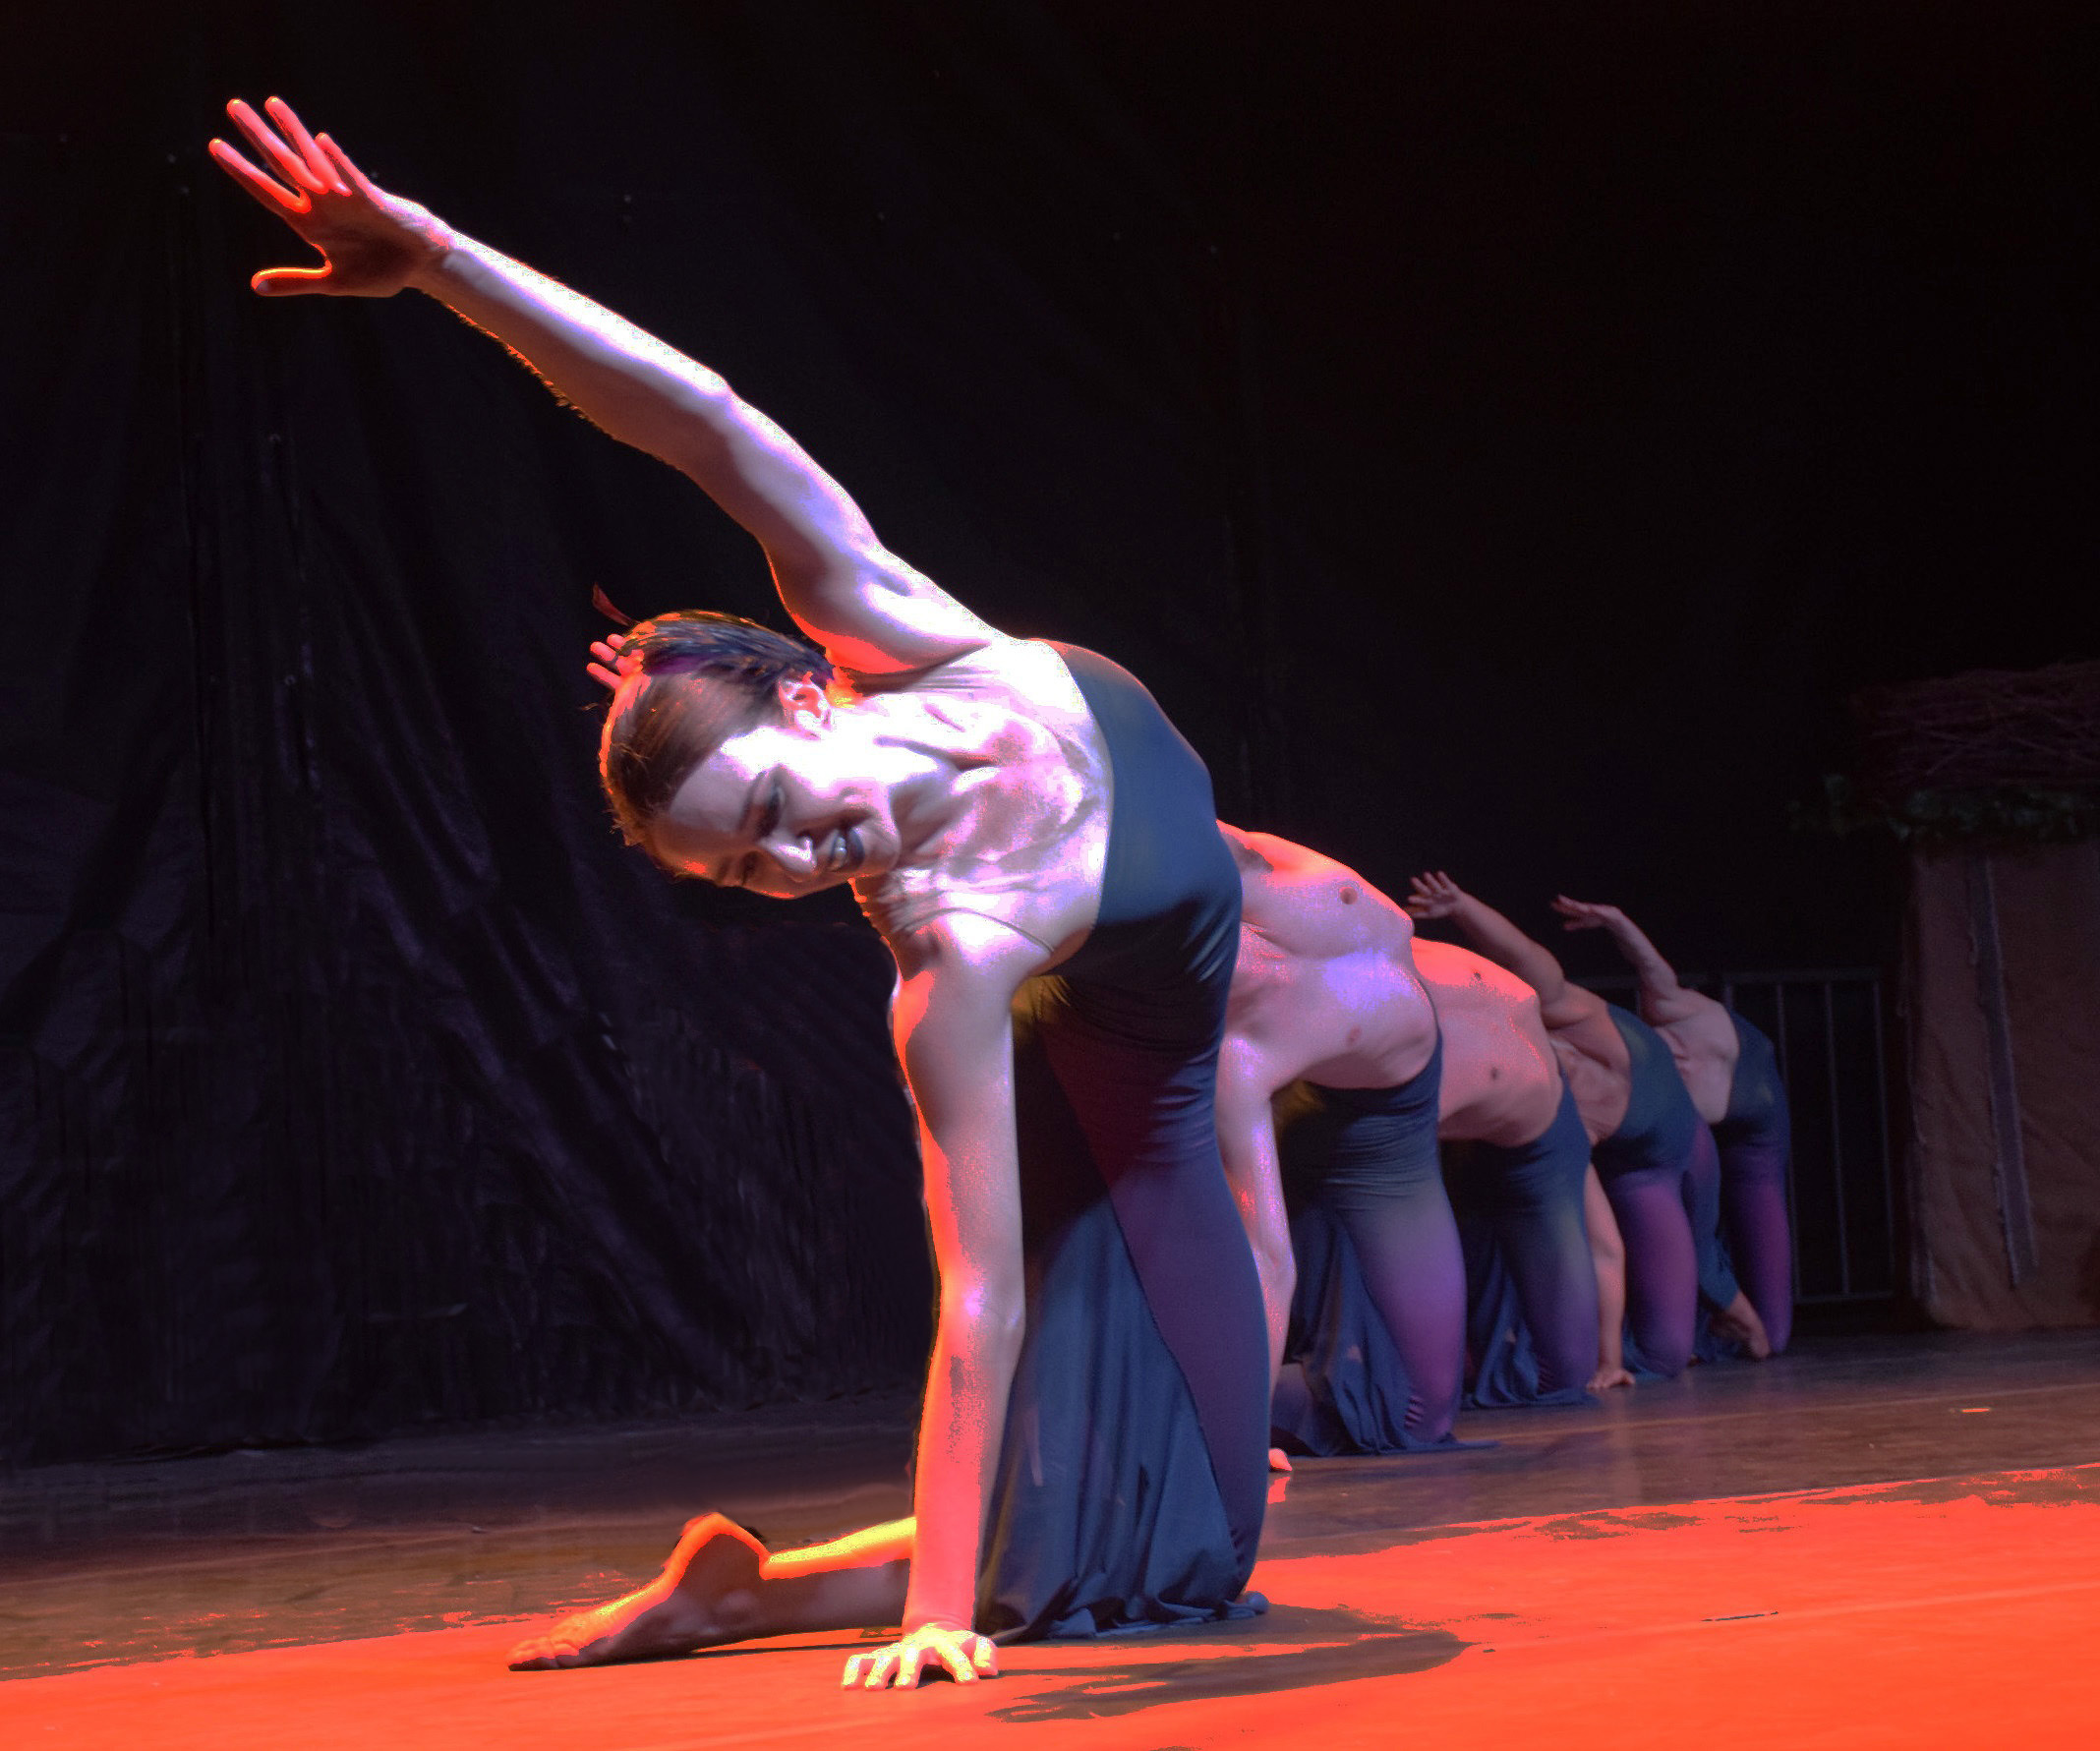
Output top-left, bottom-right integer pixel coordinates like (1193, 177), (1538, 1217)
(1413, 938), (1533, 1006)
(873, 634), (1094, 726)
(1542, 980), (1630, 1070)
(808, 552), (1002, 679)
(1651, 987), (1739, 1060)
(1227, 828), (1414, 958)
(886, 906), (1048, 997)
(1229, 828), (1336, 883)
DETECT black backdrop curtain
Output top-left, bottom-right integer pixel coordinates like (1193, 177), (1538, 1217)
(5, 2), (2096, 1462)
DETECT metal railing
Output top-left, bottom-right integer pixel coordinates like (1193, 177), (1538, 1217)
(1576, 969), (1897, 1306)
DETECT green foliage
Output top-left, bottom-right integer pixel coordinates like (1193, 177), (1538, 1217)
(1795, 775), (2100, 846)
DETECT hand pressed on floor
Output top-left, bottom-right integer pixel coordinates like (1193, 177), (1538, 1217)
(841, 1622), (998, 1690)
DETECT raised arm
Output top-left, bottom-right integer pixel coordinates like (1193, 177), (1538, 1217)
(1405, 871), (1600, 1031)
(1550, 897), (1711, 1026)
(208, 97), (993, 676)
(873, 914), (1038, 1687)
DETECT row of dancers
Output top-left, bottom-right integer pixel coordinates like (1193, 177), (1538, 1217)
(208, 97), (1789, 1691)
(1231, 844), (1790, 1468)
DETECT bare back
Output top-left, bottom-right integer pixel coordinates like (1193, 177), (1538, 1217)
(1412, 941), (1564, 1148)
(1517, 980), (1628, 1144)
(1222, 827), (1438, 1094)
(1643, 992), (1741, 1126)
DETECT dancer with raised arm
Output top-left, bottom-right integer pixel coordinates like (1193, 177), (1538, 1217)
(1405, 873), (1767, 1377)
(211, 97), (1268, 1690)
(1211, 828), (1452, 1454)
(1412, 939), (1605, 1400)
(1550, 897), (1792, 1354)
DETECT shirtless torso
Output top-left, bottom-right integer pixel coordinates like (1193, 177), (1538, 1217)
(1212, 827), (1439, 1377)
(1403, 875), (1635, 1147)
(1223, 828), (1438, 1093)
(1545, 1005), (1633, 1145)
(1546, 895), (1739, 1126)
(1410, 940), (1562, 1149)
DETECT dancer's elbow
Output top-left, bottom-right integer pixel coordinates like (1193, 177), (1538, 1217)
(939, 1272), (1027, 1365)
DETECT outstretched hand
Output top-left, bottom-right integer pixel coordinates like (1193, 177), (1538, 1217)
(1404, 871), (1468, 921)
(587, 633), (637, 692)
(1550, 896), (1628, 934)
(841, 1622), (998, 1690)
(208, 96), (452, 297)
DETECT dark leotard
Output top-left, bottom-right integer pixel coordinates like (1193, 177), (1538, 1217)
(1454, 1080), (1599, 1407)
(1711, 1012), (1793, 1353)
(1591, 1005), (1738, 1377)
(979, 643), (1269, 1640)
(1268, 1038), (1470, 1454)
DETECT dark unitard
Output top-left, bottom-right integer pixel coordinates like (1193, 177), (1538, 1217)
(1268, 1038), (1469, 1454)
(980, 644), (1270, 1639)
(1712, 1012), (1793, 1353)
(1453, 1081), (1601, 1407)
(1592, 1005), (1739, 1378)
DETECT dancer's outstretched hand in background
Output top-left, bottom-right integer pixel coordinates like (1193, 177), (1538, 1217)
(1404, 870), (1469, 921)
(586, 633), (635, 692)
(209, 96), (452, 297)
(1549, 896), (1629, 934)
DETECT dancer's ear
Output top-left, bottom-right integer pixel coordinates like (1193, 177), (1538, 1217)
(777, 674), (833, 732)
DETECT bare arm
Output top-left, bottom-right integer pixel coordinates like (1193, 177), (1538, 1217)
(416, 241), (993, 673)
(1551, 897), (1710, 1027)
(879, 917), (1040, 1683)
(208, 97), (994, 676)
(1406, 872), (1600, 1031)
(1214, 1046), (1296, 1385)
(1584, 1166), (1634, 1390)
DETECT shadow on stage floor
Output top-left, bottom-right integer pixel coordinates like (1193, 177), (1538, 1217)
(3, 1329), (2098, 1747)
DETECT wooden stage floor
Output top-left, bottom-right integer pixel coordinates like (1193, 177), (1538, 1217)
(5, 1329), (2099, 1748)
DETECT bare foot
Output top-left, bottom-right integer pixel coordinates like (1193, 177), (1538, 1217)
(1267, 1446), (1293, 1474)
(1589, 1365), (1635, 1391)
(508, 1513), (771, 1670)
(1711, 1293), (1775, 1360)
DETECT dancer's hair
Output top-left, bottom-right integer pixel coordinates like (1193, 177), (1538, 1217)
(598, 611), (835, 861)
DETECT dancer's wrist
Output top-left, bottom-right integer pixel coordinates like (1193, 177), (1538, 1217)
(900, 1603), (974, 1637)
(402, 222), (468, 296)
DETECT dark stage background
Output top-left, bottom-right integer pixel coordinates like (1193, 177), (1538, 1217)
(4, 3), (2095, 1463)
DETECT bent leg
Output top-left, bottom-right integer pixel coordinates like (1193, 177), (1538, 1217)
(1721, 1130), (1794, 1352)
(1307, 1054), (1465, 1443)
(1323, 1182), (1467, 1440)
(1269, 1361), (1314, 1448)
(509, 1514), (911, 1670)
(1682, 1124), (1743, 1313)
(1602, 1167), (1697, 1377)
(1479, 1111), (1598, 1398)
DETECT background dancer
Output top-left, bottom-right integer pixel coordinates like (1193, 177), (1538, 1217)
(1405, 872), (1769, 1376)
(1550, 897), (1794, 1354)
(1414, 940), (1605, 1399)
(1212, 828), (1451, 1454)
(211, 95), (1268, 1689)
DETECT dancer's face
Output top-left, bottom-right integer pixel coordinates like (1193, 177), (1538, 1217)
(652, 680), (900, 897)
